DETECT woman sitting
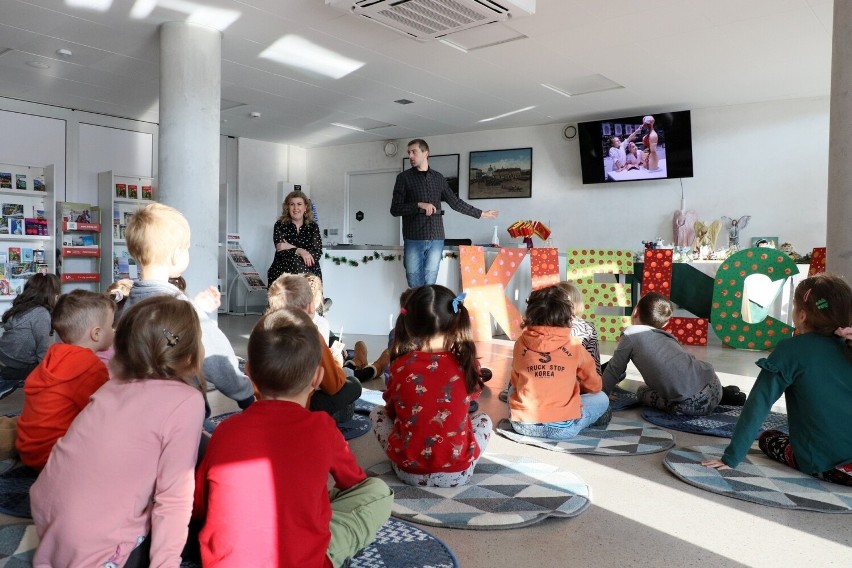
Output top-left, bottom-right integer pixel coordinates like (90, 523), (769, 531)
(267, 190), (323, 285)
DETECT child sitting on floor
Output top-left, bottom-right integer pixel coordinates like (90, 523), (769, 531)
(16, 290), (115, 470)
(118, 203), (255, 409)
(31, 295), (206, 567)
(500, 280), (599, 402)
(370, 284), (492, 487)
(193, 308), (393, 567)
(602, 292), (730, 416)
(508, 284), (610, 438)
(703, 274), (852, 486)
(267, 274), (362, 422)
(0, 273), (60, 399)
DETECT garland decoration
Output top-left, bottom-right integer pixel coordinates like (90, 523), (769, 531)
(324, 251), (402, 266)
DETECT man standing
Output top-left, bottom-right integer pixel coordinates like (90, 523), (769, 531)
(391, 139), (498, 288)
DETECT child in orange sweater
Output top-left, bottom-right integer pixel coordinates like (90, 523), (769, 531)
(508, 284), (610, 439)
(17, 290), (115, 469)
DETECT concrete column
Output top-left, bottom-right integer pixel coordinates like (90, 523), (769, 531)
(159, 22), (221, 304)
(827, 1), (852, 278)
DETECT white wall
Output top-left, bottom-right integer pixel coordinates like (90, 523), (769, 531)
(0, 108), (66, 199)
(307, 97), (829, 255)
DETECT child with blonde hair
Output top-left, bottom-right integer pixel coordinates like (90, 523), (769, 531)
(118, 203), (254, 409)
(704, 274), (852, 485)
(508, 284), (609, 438)
(370, 284), (492, 487)
(31, 296), (206, 566)
(17, 290), (114, 470)
(267, 274), (362, 421)
(193, 308), (392, 566)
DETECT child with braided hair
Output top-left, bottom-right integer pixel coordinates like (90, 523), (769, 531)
(703, 274), (852, 485)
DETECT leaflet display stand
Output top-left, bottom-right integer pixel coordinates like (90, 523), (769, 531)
(224, 233), (267, 315)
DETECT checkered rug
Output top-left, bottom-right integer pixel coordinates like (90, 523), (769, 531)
(0, 462), (37, 519)
(366, 453), (590, 530)
(204, 410), (371, 441)
(495, 418), (675, 456)
(665, 444), (852, 513)
(0, 518), (459, 568)
(641, 405), (789, 438)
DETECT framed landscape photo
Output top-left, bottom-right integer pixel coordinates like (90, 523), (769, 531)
(403, 153), (460, 196)
(468, 147), (532, 199)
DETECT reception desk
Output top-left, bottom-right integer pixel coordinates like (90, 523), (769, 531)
(321, 245), (563, 336)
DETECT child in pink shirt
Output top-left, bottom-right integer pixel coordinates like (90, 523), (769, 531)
(30, 295), (206, 567)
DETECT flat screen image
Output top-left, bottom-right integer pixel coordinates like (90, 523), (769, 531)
(577, 110), (693, 184)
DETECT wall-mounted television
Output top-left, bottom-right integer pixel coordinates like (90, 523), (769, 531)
(577, 110), (693, 184)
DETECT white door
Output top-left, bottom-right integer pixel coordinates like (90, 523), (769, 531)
(345, 169), (401, 246)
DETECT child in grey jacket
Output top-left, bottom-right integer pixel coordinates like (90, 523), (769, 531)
(602, 292), (739, 416)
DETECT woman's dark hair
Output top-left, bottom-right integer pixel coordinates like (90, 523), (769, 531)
(390, 285), (480, 394)
(794, 273), (852, 360)
(1, 273), (60, 324)
(524, 285), (574, 328)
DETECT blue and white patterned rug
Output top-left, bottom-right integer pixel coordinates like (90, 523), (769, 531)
(641, 405), (789, 438)
(495, 418), (674, 456)
(204, 411), (371, 441)
(0, 462), (37, 519)
(0, 518), (459, 568)
(367, 453), (590, 530)
(665, 444), (852, 513)
(354, 389), (385, 415)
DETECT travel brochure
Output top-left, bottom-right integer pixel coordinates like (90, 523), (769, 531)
(226, 234), (267, 291)
(116, 181), (153, 200)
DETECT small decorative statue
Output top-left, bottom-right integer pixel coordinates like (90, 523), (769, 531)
(672, 209), (699, 247)
(721, 215), (751, 249)
(693, 219), (723, 253)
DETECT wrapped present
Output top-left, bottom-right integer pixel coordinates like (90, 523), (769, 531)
(507, 220), (534, 239)
(533, 221), (551, 241)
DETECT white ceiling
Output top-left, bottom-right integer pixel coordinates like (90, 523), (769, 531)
(0, 0), (834, 149)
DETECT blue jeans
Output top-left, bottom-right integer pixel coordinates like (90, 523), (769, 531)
(510, 391), (611, 440)
(403, 239), (444, 287)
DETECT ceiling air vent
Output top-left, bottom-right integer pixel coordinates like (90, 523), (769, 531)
(326, 0), (535, 41)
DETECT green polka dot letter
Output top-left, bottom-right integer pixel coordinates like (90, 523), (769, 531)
(711, 248), (796, 349)
(566, 249), (633, 341)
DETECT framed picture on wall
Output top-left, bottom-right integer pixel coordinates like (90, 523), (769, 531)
(468, 147), (532, 199)
(402, 153), (459, 196)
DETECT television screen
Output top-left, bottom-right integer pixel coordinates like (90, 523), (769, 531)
(577, 110), (693, 184)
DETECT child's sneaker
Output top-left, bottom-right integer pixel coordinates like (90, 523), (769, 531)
(589, 406), (613, 429)
(0, 380), (18, 401)
(498, 387), (509, 403)
(720, 385), (746, 406)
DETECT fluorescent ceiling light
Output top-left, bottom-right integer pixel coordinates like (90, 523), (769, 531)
(479, 106), (536, 123)
(541, 83), (572, 98)
(130, 0), (241, 30)
(65, 0), (113, 11)
(260, 36), (364, 80)
(330, 122), (365, 132)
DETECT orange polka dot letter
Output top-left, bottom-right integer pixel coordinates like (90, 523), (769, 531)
(808, 247), (826, 277)
(642, 249), (708, 345)
(530, 248), (560, 291)
(711, 248), (795, 350)
(566, 249), (633, 341)
(459, 245), (527, 341)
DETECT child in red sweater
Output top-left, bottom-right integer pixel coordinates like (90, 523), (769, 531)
(193, 308), (392, 567)
(16, 290), (115, 470)
(370, 284), (492, 487)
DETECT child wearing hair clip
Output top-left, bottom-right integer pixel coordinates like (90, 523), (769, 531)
(704, 274), (852, 486)
(370, 285), (492, 487)
(31, 295), (207, 566)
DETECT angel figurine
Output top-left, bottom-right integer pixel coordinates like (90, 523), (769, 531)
(721, 215), (751, 249)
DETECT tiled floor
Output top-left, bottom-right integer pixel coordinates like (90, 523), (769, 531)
(2, 315), (849, 567)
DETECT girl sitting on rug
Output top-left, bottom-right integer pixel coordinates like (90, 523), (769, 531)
(507, 284), (610, 439)
(703, 274), (852, 486)
(369, 284), (492, 487)
(0, 273), (60, 399)
(30, 296), (206, 567)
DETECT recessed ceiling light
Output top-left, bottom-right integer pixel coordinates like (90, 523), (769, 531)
(56, 48), (73, 58)
(26, 60), (50, 69)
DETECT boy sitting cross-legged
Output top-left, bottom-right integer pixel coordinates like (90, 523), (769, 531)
(193, 308), (393, 567)
(16, 290), (115, 470)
